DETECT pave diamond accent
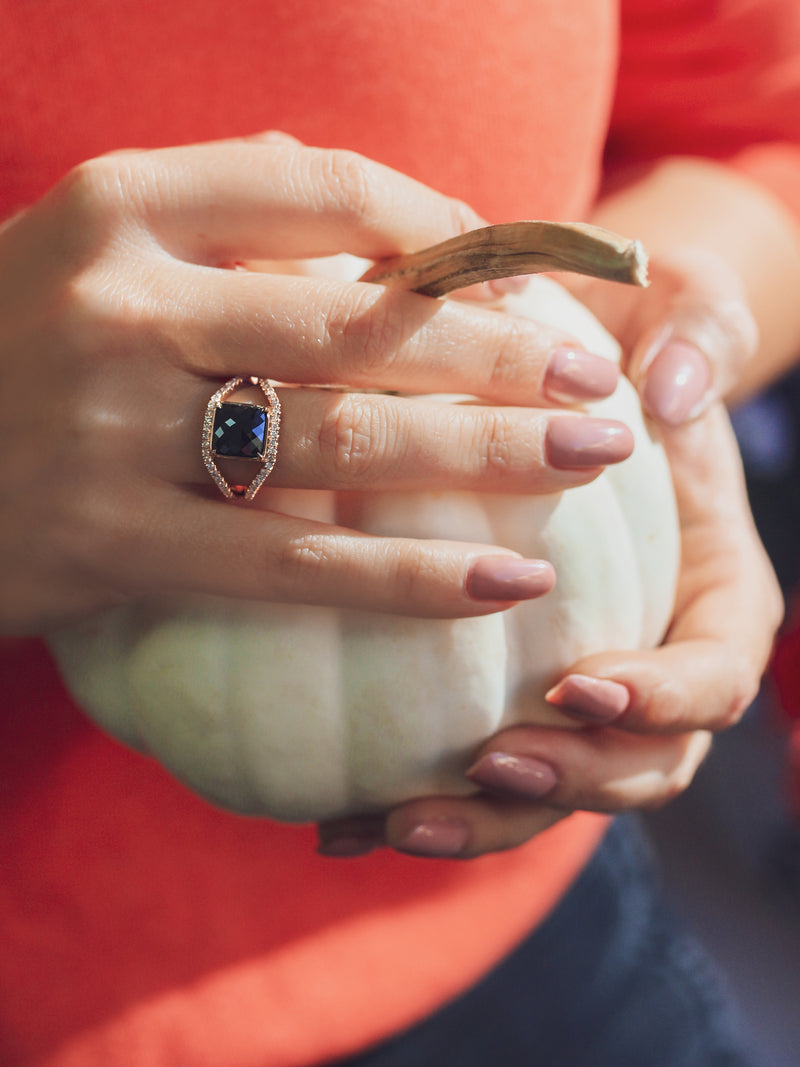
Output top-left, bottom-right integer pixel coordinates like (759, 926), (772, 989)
(202, 377), (281, 501)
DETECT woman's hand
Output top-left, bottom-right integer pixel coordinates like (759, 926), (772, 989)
(564, 246), (759, 425)
(318, 403), (783, 858)
(566, 155), (800, 420)
(0, 134), (633, 634)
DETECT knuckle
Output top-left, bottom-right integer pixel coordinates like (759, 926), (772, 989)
(54, 270), (111, 342)
(477, 409), (516, 480)
(325, 285), (407, 376)
(271, 531), (334, 599)
(486, 318), (530, 391)
(644, 734), (712, 806)
(44, 212), (157, 358)
(52, 152), (155, 257)
(57, 154), (131, 224)
(650, 736), (712, 809)
(52, 257), (163, 367)
(636, 676), (688, 731)
(642, 783), (681, 812)
(39, 496), (103, 594)
(310, 146), (480, 240)
(713, 664), (760, 731)
(53, 487), (126, 580)
(317, 395), (390, 484)
(270, 533), (444, 611)
(62, 155), (115, 199)
(314, 148), (380, 226)
(243, 129), (301, 148)
(389, 545), (445, 604)
(48, 278), (124, 388)
(653, 771), (694, 809)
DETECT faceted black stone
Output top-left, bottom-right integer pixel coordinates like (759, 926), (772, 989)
(211, 402), (268, 460)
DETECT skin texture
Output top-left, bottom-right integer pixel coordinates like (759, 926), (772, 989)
(0, 136), (788, 857)
(321, 159), (797, 859)
(321, 405), (783, 857)
(583, 158), (800, 405)
(0, 134), (632, 633)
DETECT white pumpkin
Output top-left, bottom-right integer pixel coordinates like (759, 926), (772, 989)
(47, 275), (680, 823)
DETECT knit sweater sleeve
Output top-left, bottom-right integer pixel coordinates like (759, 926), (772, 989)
(609, 0), (800, 219)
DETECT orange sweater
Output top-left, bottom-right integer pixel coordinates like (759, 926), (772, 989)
(2, 2), (800, 1065)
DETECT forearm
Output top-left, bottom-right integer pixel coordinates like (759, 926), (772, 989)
(589, 156), (800, 403)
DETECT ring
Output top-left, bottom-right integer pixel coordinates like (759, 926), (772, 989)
(202, 376), (281, 501)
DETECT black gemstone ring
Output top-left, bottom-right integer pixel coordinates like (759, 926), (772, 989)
(202, 376), (281, 501)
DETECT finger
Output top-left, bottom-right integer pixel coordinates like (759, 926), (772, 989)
(544, 641), (763, 735)
(159, 384), (633, 494)
(383, 797), (564, 859)
(319, 800), (565, 860)
(629, 251), (758, 425)
(464, 725), (713, 815)
(545, 408), (783, 734)
(550, 525), (779, 735)
(88, 136), (487, 263)
(317, 815), (388, 858)
(100, 483), (557, 617)
(151, 265), (620, 406)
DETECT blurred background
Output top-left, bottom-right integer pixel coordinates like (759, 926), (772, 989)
(646, 367), (800, 1067)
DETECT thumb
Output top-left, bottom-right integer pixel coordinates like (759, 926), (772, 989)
(630, 254), (758, 426)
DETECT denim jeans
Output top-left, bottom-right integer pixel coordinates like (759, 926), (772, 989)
(331, 816), (757, 1067)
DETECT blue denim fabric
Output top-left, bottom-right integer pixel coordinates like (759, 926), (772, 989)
(330, 816), (757, 1067)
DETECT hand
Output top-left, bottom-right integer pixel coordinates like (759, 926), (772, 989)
(318, 404), (783, 858)
(565, 246), (759, 425)
(0, 134), (633, 634)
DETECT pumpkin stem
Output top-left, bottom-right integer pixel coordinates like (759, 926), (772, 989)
(360, 220), (648, 296)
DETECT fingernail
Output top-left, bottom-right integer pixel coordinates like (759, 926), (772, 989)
(489, 274), (530, 295)
(396, 816), (470, 858)
(467, 752), (558, 799)
(545, 674), (630, 723)
(546, 417), (634, 469)
(641, 341), (711, 425)
(466, 558), (555, 602)
(543, 347), (619, 404)
(317, 835), (383, 858)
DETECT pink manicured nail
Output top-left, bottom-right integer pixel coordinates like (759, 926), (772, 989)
(466, 558), (555, 602)
(545, 674), (630, 723)
(467, 752), (558, 799)
(641, 341), (711, 426)
(397, 817), (470, 857)
(546, 417), (634, 469)
(543, 347), (620, 404)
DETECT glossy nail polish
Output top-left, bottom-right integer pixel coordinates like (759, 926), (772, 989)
(466, 557), (555, 602)
(641, 341), (711, 425)
(467, 752), (558, 799)
(546, 417), (634, 469)
(543, 347), (619, 404)
(545, 674), (630, 723)
(396, 816), (470, 858)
